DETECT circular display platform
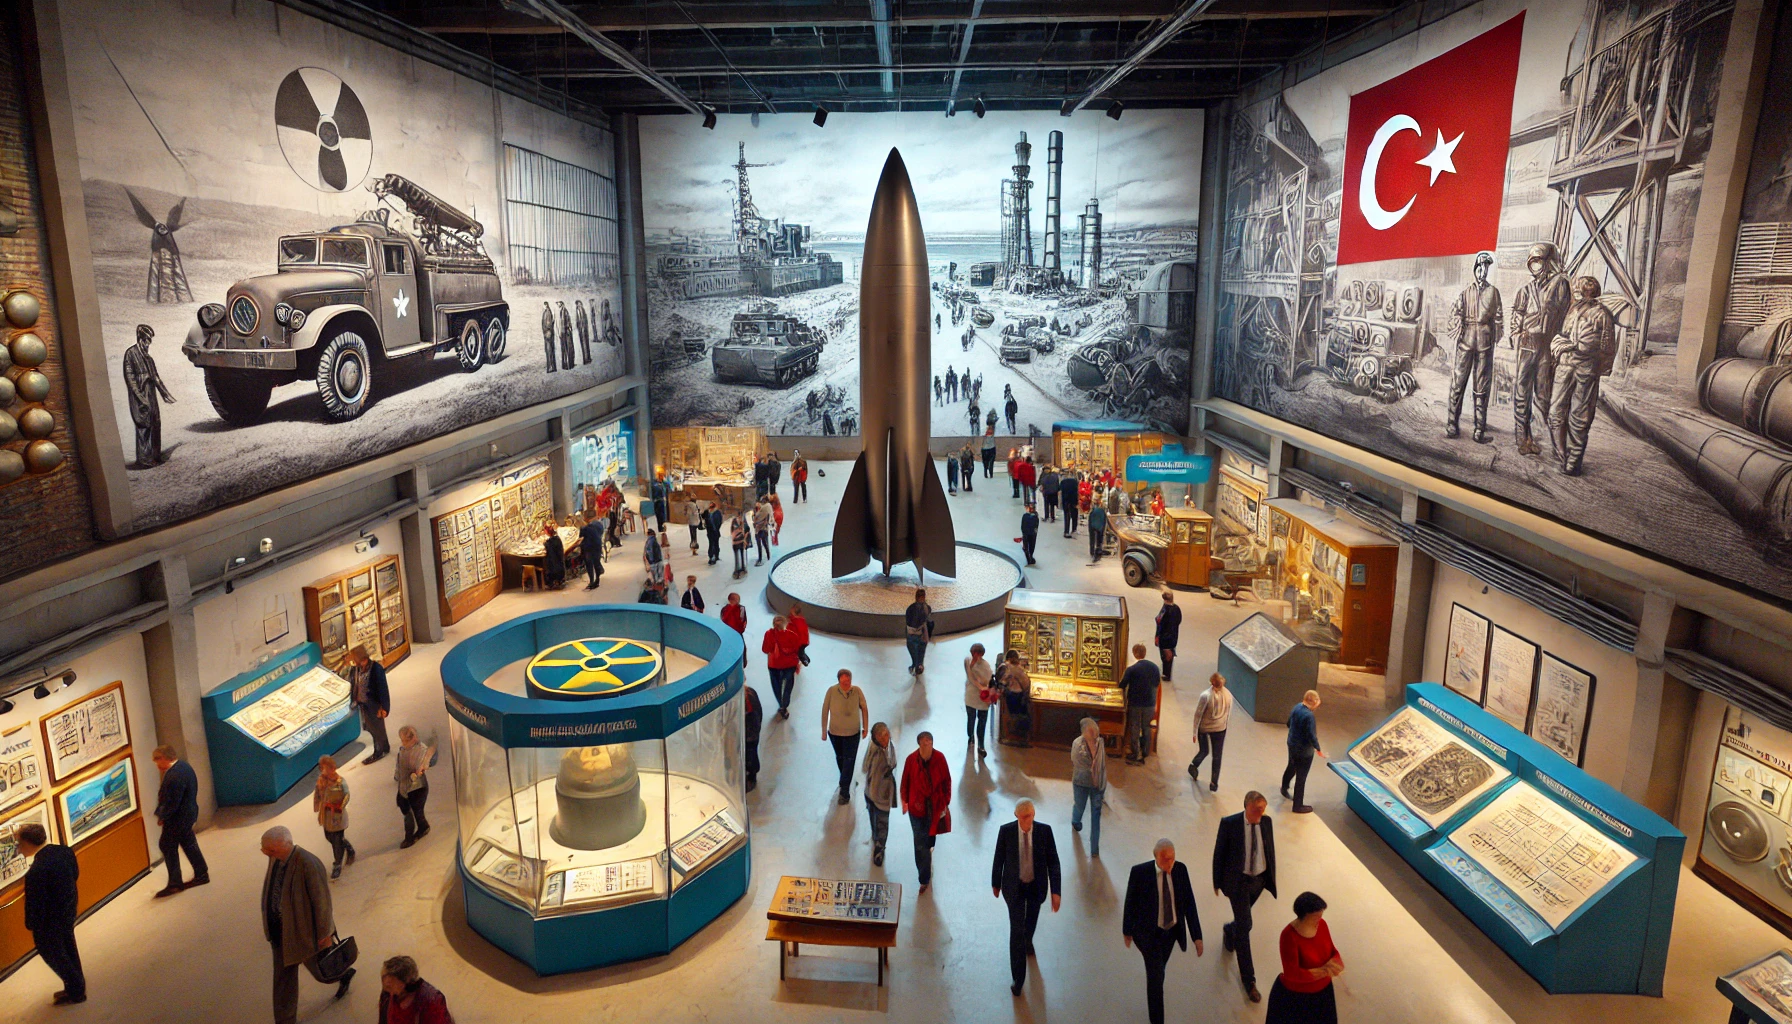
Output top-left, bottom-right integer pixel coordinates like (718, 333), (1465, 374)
(766, 542), (1026, 637)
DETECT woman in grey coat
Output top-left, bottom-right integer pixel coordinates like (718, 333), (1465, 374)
(861, 722), (897, 867)
(1069, 717), (1108, 857)
(394, 726), (432, 848)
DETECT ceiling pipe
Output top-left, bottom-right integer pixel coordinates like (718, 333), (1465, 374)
(1063, 0), (1221, 114)
(511, 0), (710, 116)
(944, 0), (986, 116)
(671, 0), (780, 113)
(869, 0), (894, 94)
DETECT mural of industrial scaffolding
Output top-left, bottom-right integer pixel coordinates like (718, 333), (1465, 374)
(640, 110), (1202, 437)
(1212, 0), (1792, 605)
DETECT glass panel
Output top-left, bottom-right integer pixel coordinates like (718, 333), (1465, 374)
(665, 691), (747, 890)
(452, 721), (530, 909)
(510, 740), (669, 915)
(278, 237), (317, 265)
(321, 237), (369, 267)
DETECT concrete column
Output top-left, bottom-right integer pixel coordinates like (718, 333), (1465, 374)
(1190, 108), (1228, 408)
(1265, 437), (1293, 499)
(1382, 490), (1435, 709)
(1676, 0), (1779, 386)
(1622, 591), (1678, 803)
(142, 555), (217, 825)
(549, 410), (574, 520)
(613, 113), (654, 483)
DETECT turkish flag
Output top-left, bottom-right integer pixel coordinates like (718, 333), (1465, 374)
(1336, 13), (1524, 266)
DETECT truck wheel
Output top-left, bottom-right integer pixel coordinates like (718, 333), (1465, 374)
(456, 318), (485, 372)
(203, 368), (273, 426)
(484, 318), (507, 363)
(1122, 553), (1150, 588)
(316, 331), (372, 421)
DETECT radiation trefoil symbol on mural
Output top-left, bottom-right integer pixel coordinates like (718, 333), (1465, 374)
(526, 639), (664, 698)
(275, 68), (373, 192)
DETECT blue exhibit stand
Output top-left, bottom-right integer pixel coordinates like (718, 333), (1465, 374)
(201, 643), (361, 806)
(442, 605), (749, 975)
(1332, 684), (1683, 995)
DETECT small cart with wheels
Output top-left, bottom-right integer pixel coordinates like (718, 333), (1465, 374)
(1110, 507), (1213, 589)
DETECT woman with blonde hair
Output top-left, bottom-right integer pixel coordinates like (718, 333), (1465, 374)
(312, 755), (353, 879)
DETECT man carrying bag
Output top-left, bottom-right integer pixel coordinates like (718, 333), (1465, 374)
(260, 826), (354, 1024)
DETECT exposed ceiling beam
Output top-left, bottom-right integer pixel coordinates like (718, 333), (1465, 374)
(1065, 0), (1222, 113)
(510, 0), (709, 115)
(671, 0), (780, 112)
(869, 0), (893, 94)
(535, 57), (1284, 78)
(944, 0), (985, 115)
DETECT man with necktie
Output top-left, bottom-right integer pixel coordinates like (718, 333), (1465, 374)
(991, 799), (1061, 996)
(1123, 838), (1201, 1024)
(1213, 791), (1279, 1003)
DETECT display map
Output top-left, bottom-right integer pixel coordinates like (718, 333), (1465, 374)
(225, 665), (353, 755)
(1220, 613), (1296, 673)
(1725, 951), (1792, 1024)
(1453, 782), (1637, 930)
(768, 876), (900, 925)
(671, 808), (745, 874)
(1350, 707), (1508, 827)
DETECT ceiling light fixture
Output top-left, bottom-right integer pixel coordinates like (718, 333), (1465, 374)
(32, 682), (49, 700)
(813, 105), (829, 128)
(1107, 100), (1124, 121)
(1059, 99), (1077, 117)
(973, 97), (986, 119)
(701, 107), (717, 130)
(750, 111), (760, 128)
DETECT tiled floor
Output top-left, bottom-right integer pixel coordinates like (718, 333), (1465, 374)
(5, 460), (1779, 1023)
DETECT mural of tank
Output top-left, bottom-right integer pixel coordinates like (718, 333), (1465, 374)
(182, 173), (509, 424)
(709, 304), (827, 387)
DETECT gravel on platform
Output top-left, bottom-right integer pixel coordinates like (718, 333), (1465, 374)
(769, 544), (1021, 613)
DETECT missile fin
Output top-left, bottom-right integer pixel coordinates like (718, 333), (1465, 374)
(830, 453), (874, 577)
(913, 457), (958, 578)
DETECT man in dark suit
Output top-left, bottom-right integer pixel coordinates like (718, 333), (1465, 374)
(580, 515), (606, 589)
(1123, 838), (1201, 1024)
(1212, 791), (1277, 1002)
(151, 745), (208, 897)
(19, 823), (84, 1004)
(991, 799), (1061, 996)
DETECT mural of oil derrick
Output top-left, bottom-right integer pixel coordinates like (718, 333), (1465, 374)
(641, 111), (1200, 436)
(1213, 0), (1792, 603)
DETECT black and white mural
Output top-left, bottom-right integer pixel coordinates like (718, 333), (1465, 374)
(1211, 0), (1792, 605)
(57, 0), (625, 531)
(640, 110), (1202, 437)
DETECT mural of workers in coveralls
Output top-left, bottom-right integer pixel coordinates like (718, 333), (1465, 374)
(575, 299), (592, 366)
(1445, 250), (1502, 443)
(541, 301), (557, 373)
(1549, 276), (1617, 477)
(557, 301), (575, 370)
(1507, 242), (1572, 457)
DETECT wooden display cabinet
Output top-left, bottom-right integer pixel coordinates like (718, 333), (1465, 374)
(1002, 590), (1149, 751)
(1050, 420), (1168, 482)
(303, 554), (409, 674)
(1264, 499), (1398, 669)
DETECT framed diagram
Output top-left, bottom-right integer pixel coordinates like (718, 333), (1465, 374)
(1483, 627), (1539, 731)
(55, 754), (140, 848)
(0, 800), (54, 890)
(1442, 603), (1490, 703)
(346, 569), (373, 599)
(1720, 949), (1792, 1024)
(0, 724), (45, 814)
(1530, 653), (1595, 766)
(40, 681), (131, 782)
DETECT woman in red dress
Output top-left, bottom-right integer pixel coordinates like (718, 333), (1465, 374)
(1266, 891), (1343, 1024)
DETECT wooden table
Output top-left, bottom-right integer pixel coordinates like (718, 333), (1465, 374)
(766, 918), (898, 985)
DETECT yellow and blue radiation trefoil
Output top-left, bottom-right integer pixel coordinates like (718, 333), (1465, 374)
(526, 638), (664, 701)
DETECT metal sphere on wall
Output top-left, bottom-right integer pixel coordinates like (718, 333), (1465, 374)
(0, 449), (22, 483)
(17, 407), (53, 440)
(14, 370), (48, 403)
(9, 333), (45, 368)
(23, 440), (62, 474)
(3, 290), (39, 328)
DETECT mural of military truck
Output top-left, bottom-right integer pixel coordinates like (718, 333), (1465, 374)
(710, 304), (826, 387)
(183, 174), (510, 424)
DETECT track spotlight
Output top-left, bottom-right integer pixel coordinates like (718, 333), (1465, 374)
(813, 105), (828, 128)
(1106, 99), (1124, 121)
(0, 698), (11, 715)
(32, 682), (49, 700)
(1059, 98), (1077, 117)
(973, 97), (986, 119)
(750, 111), (760, 128)
(701, 107), (717, 130)
(945, 101), (956, 117)
(61, 671), (76, 687)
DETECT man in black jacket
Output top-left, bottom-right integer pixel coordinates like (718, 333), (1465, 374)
(991, 800), (1061, 995)
(579, 515), (606, 589)
(152, 745), (208, 897)
(680, 575), (705, 613)
(1019, 504), (1039, 566)
(1154, 591), (1182, 682)
(703, 502), (724, 565)
(1123, 838), (1200, 1024)
(19, 823), (84, 1003)
(1212, 791), (1278, 1003)
(1058, 472), (1080, 536)
(348, 646), (390, 765)
(744, 686), (763, 792)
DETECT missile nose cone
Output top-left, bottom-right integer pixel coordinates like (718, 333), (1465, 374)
(865, 148), (926, 269)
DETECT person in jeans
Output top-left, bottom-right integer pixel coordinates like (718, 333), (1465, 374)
(762, 616), (802, 719)
(1070, 717), (1108, 857)
(377, 955), (453, 1024)
(862, 722), (897, 866)
(1188, 672), (1233, 791)
(1019, 503), (1039, 566)
(1001, 650), (1032, 747)
(900, 732), (952, 893)
(1282, 691), (1325, 814)
(721, 592), (748, 665)
(904, 589), (933, 676)
(394, 726), (432, 848)
(751, 498), (773, 565)
(1121, 644), (1161, 765)
(821, 669), (870, 804)
(962, 643), (996, 757)
(312, 755), (354, 879)
(744, 685), (763, 792)
(347, 646), (390, 765)
(1087, 501), (1109, 562)
(729, 511), (750, 578)
(1154, 591), (1182, 682)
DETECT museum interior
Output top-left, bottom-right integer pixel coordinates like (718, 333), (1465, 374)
(4, 0), (1792, 1021)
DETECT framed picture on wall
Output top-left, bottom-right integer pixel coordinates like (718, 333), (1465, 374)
(1442, 603), (1490, 703)
(317, 582), (344, 615)
(263, 609), (290, 646)
(55, 754), (139, 848)
(1530, 653), (1596, 765)
(40, 681), (131, 783)
(1483, 627), (1539, 730)
(320, 611), (348, 657)
(346, 570), (373, 599)
(0, 801), (55, 889)
(0, 724), (45, 815)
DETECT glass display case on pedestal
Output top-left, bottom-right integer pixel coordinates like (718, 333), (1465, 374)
(441, 606), (748, 974)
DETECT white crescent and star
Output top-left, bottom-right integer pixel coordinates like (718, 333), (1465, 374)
(1359, 115), (1464, 231)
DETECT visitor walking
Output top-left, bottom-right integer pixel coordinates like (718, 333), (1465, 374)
(312, 756), (354, 879)
(788, 603), (812, 668)
(1017, 456), (1036, 505)
(992, 799), (1061, 996)
(1019, 504), (1039, 566)
(959, 445), (976, 492)
(1188, 673), (1233, 791)
(982, 430), (998, 477)
(752, 498), (772, 566)
(962, 643), (996, 758)
(1122, 838), (1202, 1024)
(1282, 691), (1325, 814)
(1088, 501), (1109, 563)
(904, 589), (934, 676)
(763, 616), (802, 718)
(1122, 644), (1160, 765)
(862, 722), (897, 865)
(685, 498), (702, 556)
(1009, 449), (1022, 498)
(1040, 465), (1060, 522)
(1004, 394), (1018, 435)
(394, 726), (432, 848)
(376, 955), (454, 1024)
(704, 502), (723, 566)
(821, 669), (870, 804)
(1265, 893), (1342, 1024)
(151, 744), (208, 896)
(729, 512), (750, 578)
(1069, 717), (1107, 856)
(1155, 592), (1181, 681)
(580, 515), (606, 589)
(348, 646), (390, 765)
(18, 823), (83, 1006)
(900, 732), (952, 893)
(260, 826), (353, 1023)
(1214, 790), (1279, 1004)
(722, 593), (748, 664)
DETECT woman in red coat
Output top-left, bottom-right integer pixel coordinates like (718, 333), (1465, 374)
(762, 615), (802, 719)
(788, 604), (812, 668)
(899, 732), (952, 892)
(1016, 457), (1037, 505)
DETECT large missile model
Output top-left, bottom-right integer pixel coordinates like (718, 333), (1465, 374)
(831, 149), (957, 578)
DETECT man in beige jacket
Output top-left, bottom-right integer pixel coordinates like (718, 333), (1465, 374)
(260, 826), (352, 1023)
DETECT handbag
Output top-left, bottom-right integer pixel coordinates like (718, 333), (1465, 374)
(933, 807), (953, 836)
(316, 933), (358, 981)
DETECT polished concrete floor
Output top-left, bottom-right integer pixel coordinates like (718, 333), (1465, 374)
(6, 460), (1783, 1023)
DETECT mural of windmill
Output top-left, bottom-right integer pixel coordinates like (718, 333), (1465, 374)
(126, 189), (192, 303)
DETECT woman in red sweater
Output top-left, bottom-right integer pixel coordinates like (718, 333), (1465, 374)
(899, 732), (952, 893)
(762, 615), (802, 719)
(1266, 891), (1343, 1024)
